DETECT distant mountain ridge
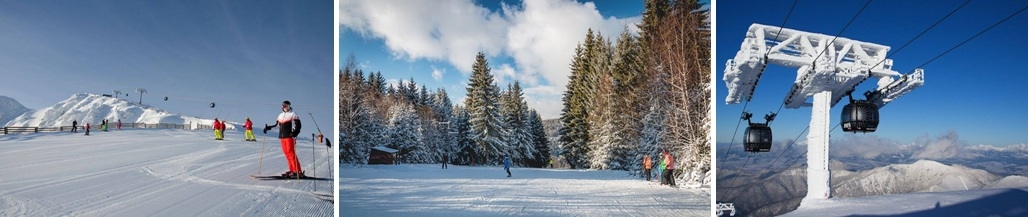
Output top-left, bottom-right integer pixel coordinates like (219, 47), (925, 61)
(719, 159), (1027, 216)
(0, 95), (30, 126)
(5, 93), (235, 130)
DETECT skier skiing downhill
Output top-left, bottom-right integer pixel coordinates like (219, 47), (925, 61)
(244, 117), (256, 141)
(213, 118), (223, 140)
(264, 100), (303, 178)
(504, 156), (512, 177)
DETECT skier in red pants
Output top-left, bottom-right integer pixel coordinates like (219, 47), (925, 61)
(264, 100), (303, 178)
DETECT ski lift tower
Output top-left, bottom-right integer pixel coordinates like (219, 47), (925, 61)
(723, 24), (924, 202)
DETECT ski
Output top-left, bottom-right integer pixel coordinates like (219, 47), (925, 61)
(310, 191), (333, 202)
(250, 175), (331, 181)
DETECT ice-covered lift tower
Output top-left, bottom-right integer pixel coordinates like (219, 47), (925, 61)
(723, 24), (924, 202)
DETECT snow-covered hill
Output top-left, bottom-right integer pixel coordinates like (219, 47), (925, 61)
(5, 93), (235, 130)
(0, 95), (30, 126)
(833, 160), (999, 197)
(719, 160), (1022, 216)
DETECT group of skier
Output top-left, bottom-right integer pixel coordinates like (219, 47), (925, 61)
(212, 118), (227, 140)
(62, 99), (312, 180)
(211, 117), (259, 141)
(643, 150), (676, 187)
(72, 119), (121, 135)
(208, 101), (306, 179)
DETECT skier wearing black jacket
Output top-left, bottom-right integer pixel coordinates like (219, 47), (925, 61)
(264, 100), (303, 178)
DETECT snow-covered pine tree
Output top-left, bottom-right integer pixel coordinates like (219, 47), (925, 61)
(387, 102), (425, 163)
(657, 0), (710, 185)
(432, 88), (455, 163)
(610, 27), (646, 172)
(500, 81), (535, 166)
(635, 65), (670, 176)
(587, 70), (614, 170)
(528, 109), (551, 168)
(559, 47), (588, 169)
(464, 52), (507, 165)
(452, 105), (477, 165)
(339, 57), (385, 165)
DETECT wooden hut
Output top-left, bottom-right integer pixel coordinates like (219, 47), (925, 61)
(368, 146), (398, 165)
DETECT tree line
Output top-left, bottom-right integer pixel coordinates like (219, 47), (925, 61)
(558, 0), (710, 184)
(339, 53), (551, 167)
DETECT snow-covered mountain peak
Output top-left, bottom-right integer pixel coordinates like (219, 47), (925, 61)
(0, 95), (30, 126)
(5, 93), (232, 129)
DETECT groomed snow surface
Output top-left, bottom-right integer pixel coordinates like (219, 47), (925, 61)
(340, 164), (710, 216)
(0, 129), (333, 216)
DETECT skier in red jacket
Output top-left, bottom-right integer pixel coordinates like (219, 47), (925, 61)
(213, 118), (223, 140)
(244, 117), (256, 141)
(264, 100), (303, 178)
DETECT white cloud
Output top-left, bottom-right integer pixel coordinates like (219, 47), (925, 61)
(340, 0), (639, 83)
(503, 0), (639, 88)
(524, 85), (563, 96)
(494, 63), (517, 85)
(525, 93), (563, 120)
(341, 0), (640, 118)
(431, 65), (445, 81)
(340, 0), (508, 73)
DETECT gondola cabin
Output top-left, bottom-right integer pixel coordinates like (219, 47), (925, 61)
(744, 123), (772, 152)
(841, 100), (879, 133)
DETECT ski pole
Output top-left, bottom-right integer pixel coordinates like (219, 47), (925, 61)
(258, 127), (266, 175)
(313, 133), (317, 191)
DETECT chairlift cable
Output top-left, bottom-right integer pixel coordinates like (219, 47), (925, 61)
(720, 153), (753, 201)
(869, 0), (972, 71)
(811, 0), (873, 69)
(728, 125), (809, 201)
(716, 100), (749, 179)
(914, 4), (1028, 70)
(764, 0), (799, 58)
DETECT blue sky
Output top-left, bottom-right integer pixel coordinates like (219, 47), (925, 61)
(0, 1), (334, 126)
(716, 0), (1028, 146)
(340, 0), (652, 119)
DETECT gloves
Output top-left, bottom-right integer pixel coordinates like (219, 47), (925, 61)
(263, 124), (271, 134)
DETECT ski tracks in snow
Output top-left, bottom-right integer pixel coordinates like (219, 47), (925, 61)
(0, 130), (333, 216)
(341, 164), (710, 216)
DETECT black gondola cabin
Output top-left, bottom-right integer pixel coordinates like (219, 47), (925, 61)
(841, 100), (879, 133)
(744, 123), (772, 152)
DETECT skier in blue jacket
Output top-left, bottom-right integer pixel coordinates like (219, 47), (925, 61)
(504, 156), (512, 177)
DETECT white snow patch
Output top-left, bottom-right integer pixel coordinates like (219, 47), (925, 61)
(782, 187), (1028, 217)
(0, 129), (333, 216)
(341, 164), (709, 216)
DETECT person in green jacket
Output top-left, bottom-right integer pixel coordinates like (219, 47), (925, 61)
(658, 151), (666, 185)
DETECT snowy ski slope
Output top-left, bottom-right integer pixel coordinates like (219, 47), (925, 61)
(340, 164), (710, 216)
(0, 129), (333, 216)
